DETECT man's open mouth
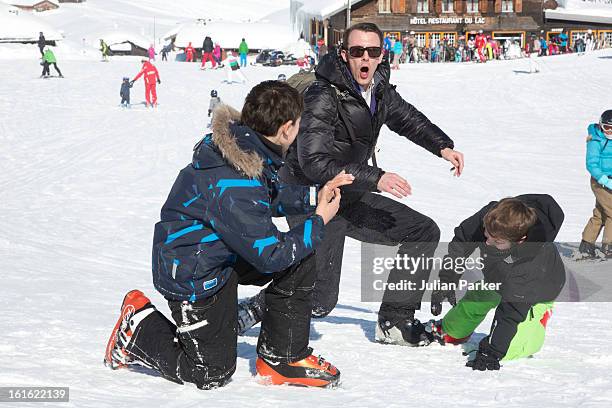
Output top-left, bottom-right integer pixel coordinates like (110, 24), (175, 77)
(359, 66), (369, 79)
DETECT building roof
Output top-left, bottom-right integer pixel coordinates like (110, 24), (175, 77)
(0, 2), (62, 41)
(545, 8), (612, 24)
(170, 20), (295, 50)
(546, 0), (612, 24)
(9, 0), (58, 6)
(295, 0), (367, 19)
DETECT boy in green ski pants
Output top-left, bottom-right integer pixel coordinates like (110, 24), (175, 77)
(441, 289), (554, 361)
(428, 195), (566, 371)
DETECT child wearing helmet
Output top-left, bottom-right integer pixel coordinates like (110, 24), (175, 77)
(580, 110), (612, 258)
(208, 89), (221, 118)
(120, 77), (132, 108)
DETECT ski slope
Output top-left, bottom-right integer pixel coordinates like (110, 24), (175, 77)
(2, 46), (612, 406)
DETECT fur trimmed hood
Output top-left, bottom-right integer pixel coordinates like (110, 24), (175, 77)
(196, 104), (267, 178)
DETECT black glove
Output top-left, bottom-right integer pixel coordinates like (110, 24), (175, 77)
(466, 340), (501, 371)
(129, 80), (134, 87)
(157, 78), (161, 84)
(207, 109), (211, 117)
(430, 288), (457, 316)
(431, 257), (460, 316)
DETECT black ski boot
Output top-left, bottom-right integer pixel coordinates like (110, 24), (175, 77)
(602, 243), (612, 259)
(578, 240), (598, 259)
(375, 314), (433, 346)
(237, 291), (265, 335)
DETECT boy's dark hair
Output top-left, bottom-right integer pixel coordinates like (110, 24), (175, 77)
(483, 198), (538, 242)
(241, 80), (303, 136)
(342, 22), (384, 48)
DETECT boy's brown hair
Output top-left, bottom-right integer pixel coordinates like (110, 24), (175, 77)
(483, 198), (538, 242)
(241, 80), (303, 137)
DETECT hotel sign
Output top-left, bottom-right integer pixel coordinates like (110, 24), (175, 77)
(409, 16), (486, 24)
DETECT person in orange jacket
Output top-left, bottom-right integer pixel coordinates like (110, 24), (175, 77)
(131, 59), (161, 107)
(185, 42), (195, 62)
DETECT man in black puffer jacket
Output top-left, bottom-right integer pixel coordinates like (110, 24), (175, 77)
(238, 23), (465, 347)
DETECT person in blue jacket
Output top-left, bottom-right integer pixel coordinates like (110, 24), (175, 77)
(580, 110), (612, 258)
(104, 80), (354, 389)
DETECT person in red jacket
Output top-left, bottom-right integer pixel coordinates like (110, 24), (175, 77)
(131, 59), (161, 107)
(475, 31), (486, 62)
(185, 42), (195, 62)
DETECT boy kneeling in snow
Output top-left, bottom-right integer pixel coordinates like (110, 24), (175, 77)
(427, 195), (566, 371)
(104, 81), (354, 388)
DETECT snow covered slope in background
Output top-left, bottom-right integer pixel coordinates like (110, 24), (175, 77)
(2, 48), (612, 407)
(0, 0), (292, 60)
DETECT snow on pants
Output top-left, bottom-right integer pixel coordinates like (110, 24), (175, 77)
(201, 52), (216, 68)
(441, 288), (554, 361)
(125, 257), (315, 389)
(582, 177), (612, 244)
(144, 82), (157, 106)
(287, 191), (440, 320)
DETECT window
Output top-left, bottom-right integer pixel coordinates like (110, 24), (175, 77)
(415, 33), (427, 47)
(466, 0), (478, 13)
(429, 33), (441, 47)
(444, 33), (456, 46)
(379, 0), (391, 13)
(601, 31), (612, 47)
(501, 0), (513, 12)
(442, 0), (454, 13)
(417, 0), (429, 13)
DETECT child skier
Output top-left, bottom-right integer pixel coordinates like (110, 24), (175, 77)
(427, 195), (566, 371)
(104, 80), (354, 389)
(207, 89), (221, 118)
(223, 50), (247, 84)
(120, 77), (131, 108)
(579, 110), (612, 258)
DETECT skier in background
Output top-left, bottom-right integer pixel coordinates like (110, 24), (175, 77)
(213, 42), (223, 66)
(222, 50), (246, 83)
(148, 44), (156, 61)
(38, 32), (46, 56)
(207, 89), (221, 127)
(100, 39), (110, 61)
(160, 43), (172, 61)
(238, 38), (248, 67)
(185, 42), (195, 62)
(130, 59), (161, 107)
(41, 48), (63, 78)
(120, 77), (131, 108)
(427, 195), (566, 371)
(579, 110), (612, 259)
(526, 34), (541, 73)
(201, 36), (216, 69)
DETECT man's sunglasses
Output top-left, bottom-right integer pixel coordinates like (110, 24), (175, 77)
(344, 46), (383, 58)
(601, 122), (612, 133)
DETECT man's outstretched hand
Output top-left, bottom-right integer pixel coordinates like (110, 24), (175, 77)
(441, 148), (465, 177)
(377, 172), (412, 199)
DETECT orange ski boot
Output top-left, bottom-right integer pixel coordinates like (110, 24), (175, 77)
(104, 290), (155, 369)
(256, 354), (340, 388)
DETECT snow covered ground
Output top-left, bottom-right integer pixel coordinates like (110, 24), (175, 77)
(2, 44), (612, 407)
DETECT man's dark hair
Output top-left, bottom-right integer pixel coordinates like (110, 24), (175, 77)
(241, 80), (303, 136)
(342, 22), (384, 48)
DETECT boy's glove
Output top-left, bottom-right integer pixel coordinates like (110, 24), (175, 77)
(207, 109), (211, 117)
(129, 80), (134, 87)
(430, 288), (457, 316)
(157, 78), (161, 84)
(466, 340), (501, 371)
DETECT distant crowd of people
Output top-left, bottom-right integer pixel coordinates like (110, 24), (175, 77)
(385, 28), (609, 66)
